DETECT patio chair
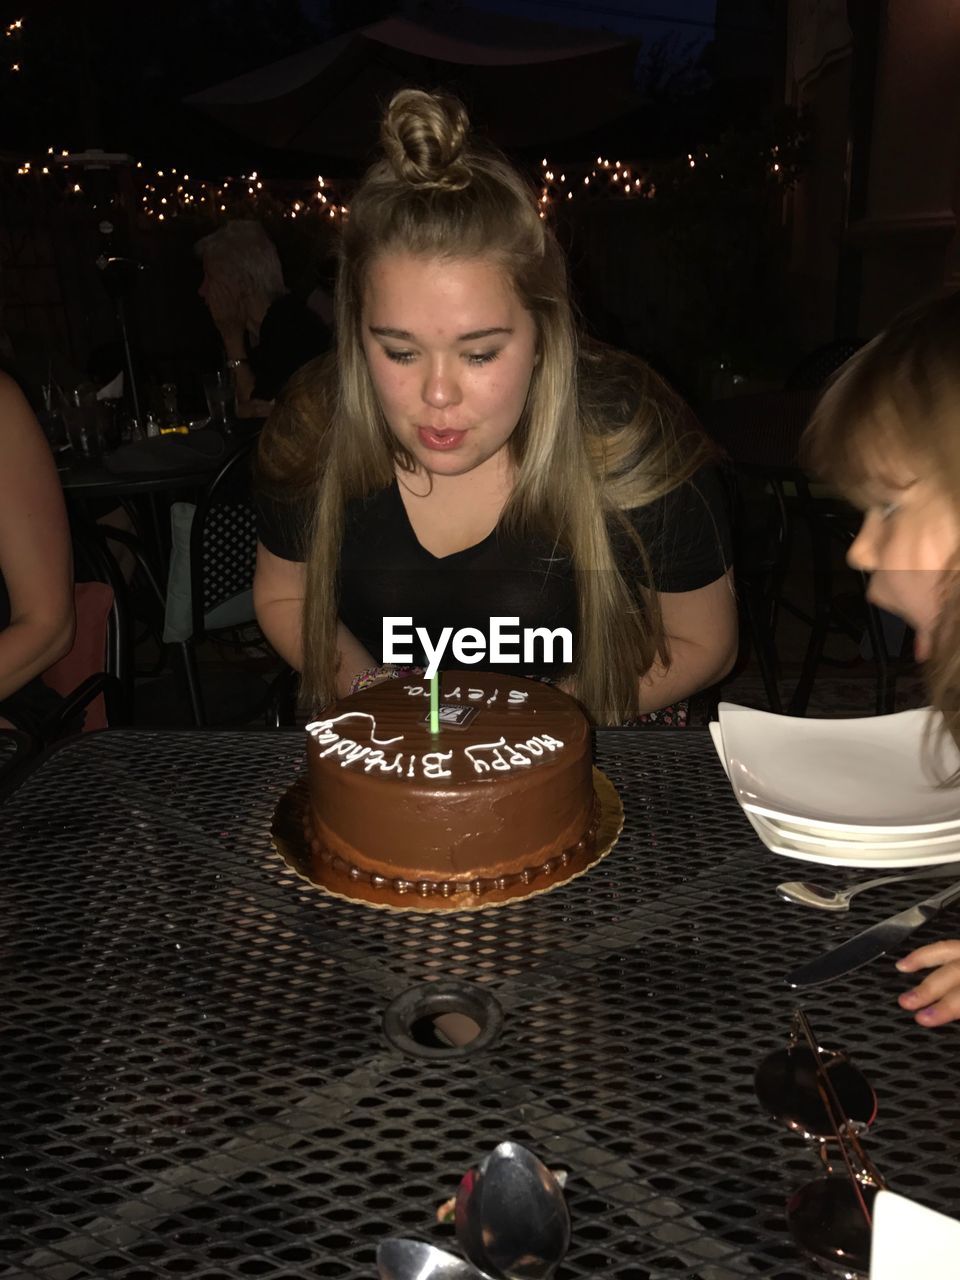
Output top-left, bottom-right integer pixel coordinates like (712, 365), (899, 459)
(162, 435), (297, 726)
(700, 390), (820, 712)
(784, 338), (864, 391)
(7, 516), (133, 758)
(702, 387), (907, 716)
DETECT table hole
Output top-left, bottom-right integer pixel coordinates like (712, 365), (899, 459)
(383, 980), (503, 1060)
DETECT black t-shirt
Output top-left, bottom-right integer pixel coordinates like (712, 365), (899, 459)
(257, 465), (732, 677)
(248, 294), (330, 402)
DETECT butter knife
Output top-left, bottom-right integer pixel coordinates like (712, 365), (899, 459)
(785, 875), (960, 988)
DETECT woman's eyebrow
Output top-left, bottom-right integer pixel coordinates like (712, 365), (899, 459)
(367, 325), (513, 341)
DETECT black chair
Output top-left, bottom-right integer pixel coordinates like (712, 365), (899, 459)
(703, 388), (910, 717)
(168, 436), (296, 726)
(785, 338), (863, 391)
(0, 729), (33, 794)
(788, 496), (914, 716)
(68, 516), (134, 727)
(701, 390), (821, 713)
(3, 517), (132, 767)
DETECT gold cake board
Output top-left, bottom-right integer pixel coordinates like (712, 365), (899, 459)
(270, 766), (623, 913)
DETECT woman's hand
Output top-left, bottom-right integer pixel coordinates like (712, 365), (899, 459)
(896, 940), (960, 1026)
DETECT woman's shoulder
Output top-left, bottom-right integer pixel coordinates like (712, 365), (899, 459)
(578, 341), (689, 430)
(578, 341), (714, 510)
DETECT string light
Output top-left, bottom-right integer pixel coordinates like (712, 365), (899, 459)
(3, 119), (808, 227)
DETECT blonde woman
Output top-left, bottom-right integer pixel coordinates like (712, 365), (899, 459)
(197, 220), (329, 419)
(254, 90), (737, 726)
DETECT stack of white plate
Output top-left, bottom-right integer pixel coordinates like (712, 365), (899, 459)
(711, 703), (960, 868)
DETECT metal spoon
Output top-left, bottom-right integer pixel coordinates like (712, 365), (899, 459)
(777, 868), (956, 912)
(455, 1141), (571, 1280)
(377, 1238), (493, 1280)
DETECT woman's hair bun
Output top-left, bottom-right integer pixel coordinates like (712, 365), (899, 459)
(381, 89), (473, 191)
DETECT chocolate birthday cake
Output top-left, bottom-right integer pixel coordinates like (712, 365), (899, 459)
(303, 670), (601, 909)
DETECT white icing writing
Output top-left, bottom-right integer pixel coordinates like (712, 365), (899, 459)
(307, 704), (562, 780)
(405, 684), (529, 707)
(464, 734), (565, 775)
(306, 712), (403, 746)
(422, 752), (454, 779)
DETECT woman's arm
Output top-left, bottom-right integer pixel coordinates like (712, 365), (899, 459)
(253, 544), (376, 695)
(636, 569), (738, 712)
(0, 374), (74, 700)
(254, 543), (305, 670)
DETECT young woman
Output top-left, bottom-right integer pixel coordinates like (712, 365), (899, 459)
(254, 90), (737, 726)
(804, 288), (960, 1027)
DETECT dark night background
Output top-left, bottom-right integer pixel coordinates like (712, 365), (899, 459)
(0, 0), (795, 406)
(0, 1), (777, 171)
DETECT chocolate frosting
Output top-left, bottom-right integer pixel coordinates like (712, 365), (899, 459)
(304, 671), (596, 906)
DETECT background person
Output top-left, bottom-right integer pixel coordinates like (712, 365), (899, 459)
(0, 371), (75, 733)
(196, 220), (330, 420)
(254, 90), (737, 726)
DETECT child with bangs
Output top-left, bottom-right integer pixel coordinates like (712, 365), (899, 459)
(803, 289), (960, 1028)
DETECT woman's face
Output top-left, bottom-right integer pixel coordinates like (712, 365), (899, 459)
(361, 252), (538, 478)
(847, 463), (960, 661)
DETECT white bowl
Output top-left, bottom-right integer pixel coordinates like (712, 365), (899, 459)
(710, 719), (960, 867)
(718, 702), (960, 836)
(745, 808), (960, 869)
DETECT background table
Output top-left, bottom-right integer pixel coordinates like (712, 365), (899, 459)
(2, 729), (959, 1279)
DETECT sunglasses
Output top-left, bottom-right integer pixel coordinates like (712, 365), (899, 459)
(754, 1009), (886, 1279)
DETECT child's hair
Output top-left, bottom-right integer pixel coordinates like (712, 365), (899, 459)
(258, 89), (714, 723)
(803, 290), (960, 761)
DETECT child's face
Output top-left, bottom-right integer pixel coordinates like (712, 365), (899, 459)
(847, 469), (960, 660)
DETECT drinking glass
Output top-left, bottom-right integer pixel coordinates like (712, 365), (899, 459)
(202, 369), (233, 431)
(62, 385), (104, 462)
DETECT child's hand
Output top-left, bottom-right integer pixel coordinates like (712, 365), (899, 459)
(896, 940), (960, 1025)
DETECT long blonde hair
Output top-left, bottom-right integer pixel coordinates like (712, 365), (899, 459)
(258, 89), (712, 723)
(803, 290), (960, 761)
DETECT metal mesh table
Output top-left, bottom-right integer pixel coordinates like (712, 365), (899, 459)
(2, 729), (958, 1279)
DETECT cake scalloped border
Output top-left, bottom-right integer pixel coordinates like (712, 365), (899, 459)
(270, 766), (624, 913)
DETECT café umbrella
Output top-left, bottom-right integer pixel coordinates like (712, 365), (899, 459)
(183, 11), (639, 160)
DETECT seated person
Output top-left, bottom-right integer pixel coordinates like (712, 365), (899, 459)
(803, 289), (960, 1027)
(196, 220), (330, 420)
(0, 371), (75, 733)
(253, 90), (737, 726)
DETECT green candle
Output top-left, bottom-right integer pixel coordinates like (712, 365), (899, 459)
(430, 671), (439, 734)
